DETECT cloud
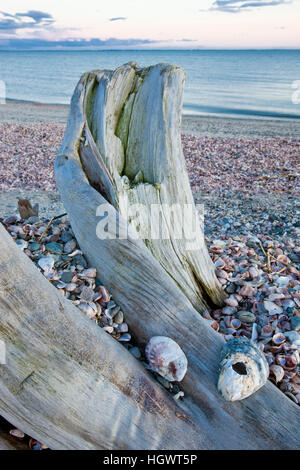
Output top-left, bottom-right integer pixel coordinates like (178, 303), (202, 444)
(207, 0), (292, 13)
(109, 17), (127, 22)
(16, 10), (53, 23)
(0, 10), (54, 32)
(0, 37), (155, 50)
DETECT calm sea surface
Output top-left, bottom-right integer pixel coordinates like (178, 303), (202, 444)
(0, 49), (300, 119)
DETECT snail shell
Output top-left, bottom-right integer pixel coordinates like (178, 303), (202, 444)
(145, 336), (188, 382)
(218, 337), (269, 401)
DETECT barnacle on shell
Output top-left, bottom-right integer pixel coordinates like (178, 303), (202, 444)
(218, 337), (269, 401)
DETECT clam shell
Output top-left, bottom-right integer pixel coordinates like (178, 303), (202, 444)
(145, 336), (188, 382)
(217, 337), (269, 401)
(38, 256), (55, 273)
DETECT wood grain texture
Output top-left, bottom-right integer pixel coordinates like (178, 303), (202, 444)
(54, 63), (300, 449)
(0, 223), (211, 450)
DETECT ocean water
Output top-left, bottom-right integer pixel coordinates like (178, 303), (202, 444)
(0, 49), (300, 119)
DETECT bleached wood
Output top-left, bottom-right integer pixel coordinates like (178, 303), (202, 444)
(0, 223), (211, 450)
(54, 63), (300, 449)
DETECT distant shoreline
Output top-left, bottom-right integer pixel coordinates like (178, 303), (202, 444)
(4, 97), (300, 121)
(1, 99), (300, 138)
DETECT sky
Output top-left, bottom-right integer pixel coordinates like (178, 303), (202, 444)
(0, 0), (299, 49)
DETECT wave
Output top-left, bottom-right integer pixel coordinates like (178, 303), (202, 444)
(183, 103), (300, 120)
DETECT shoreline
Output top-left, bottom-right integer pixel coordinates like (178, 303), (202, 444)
(1, 99), (300, 137)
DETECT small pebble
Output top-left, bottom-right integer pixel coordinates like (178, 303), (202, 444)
(290, 316), (300, 332)
(118, 333), (131, 342)
(129, 347), (141, 359)
(64, 239), (77, 254)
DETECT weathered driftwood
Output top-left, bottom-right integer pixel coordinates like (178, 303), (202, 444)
(57, 62), (225, 312)
(54, 62), (300, 449)
(0, 223), (211, 450)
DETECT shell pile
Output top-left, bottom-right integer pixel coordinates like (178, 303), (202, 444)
(145, 336), (188, 382)
(1, 215), (131, 343)
(217, 337), (269, 401)
(205, 234), (300, 405)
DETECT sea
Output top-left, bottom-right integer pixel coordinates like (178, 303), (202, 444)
(0, 49), (300, 120)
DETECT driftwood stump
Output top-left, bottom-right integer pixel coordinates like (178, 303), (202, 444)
(0, 63), (299, 450)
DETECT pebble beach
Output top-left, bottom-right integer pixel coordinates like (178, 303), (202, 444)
(0, 103), (300, 448)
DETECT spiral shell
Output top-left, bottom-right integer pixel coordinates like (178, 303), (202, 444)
(218, 337), (269, 401)
(145, 336), (188, 382)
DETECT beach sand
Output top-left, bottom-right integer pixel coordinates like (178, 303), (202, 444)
(0, 100), (299, 216)
(1, 99), (300, 137)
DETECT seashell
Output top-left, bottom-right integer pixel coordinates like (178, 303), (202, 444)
(266, 344), (284, 354)
(80, 286), (94, 302)
(65, 282), (77, 292)
(117, 322), (128, 333)
(222, 306), (237, 316)
(68, 249), (83, 257)
(225, 327), (237, 335)
(251, 323), (259, 342)
(260, 325), (274, 337)
(29, 438), (48, 450)
(284, 392), (298, 404)
(283, 299), (295, 309)
(276, 355), (287, 368)
(78, 303), (96, 319)
(272, 333), (286, 345)
(224, 316), (232, 328)
(269, 364), (284, 383)
(38, 256), (55, 273)
(215, 258), (225, 269)
(276, 276), (290, 287)
(290, 316), (300, 331)
(236, 311), (256, 324)
(56, 281), (67, 289)
(217, 337), (269, 401)
(202, 310), (213, 320)
(210, 245), (224, 254)
(263, 300), (283, 315)
(284, 330), (300, 346)
(145, 336), (188, 382)
(103, 326), (114, 334)
(98, 285), (111, 302)
(267, 293), (286, 301)
(118, 333), (131, 342)
(284, 355), (298, 371)
(249, 267), (259, 279)
(208, 320), (219, 332)
(224, 295), (238, 308)
(216, 269), (228, 279)
(9, 429), (25, 439)
(239, 284), (257, 297)
(80, 268), (97, 278)
(173, 391), (184, 400)
(277, 255), (290, 265)
(231, 318), (241, 329)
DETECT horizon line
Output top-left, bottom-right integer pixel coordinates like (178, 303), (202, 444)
(0, 47), (300, 51)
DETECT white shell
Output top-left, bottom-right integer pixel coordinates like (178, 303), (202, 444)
(145, 336), (188, 382)
(218, 337), (269, 402)
(38, 256), (55, 273)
